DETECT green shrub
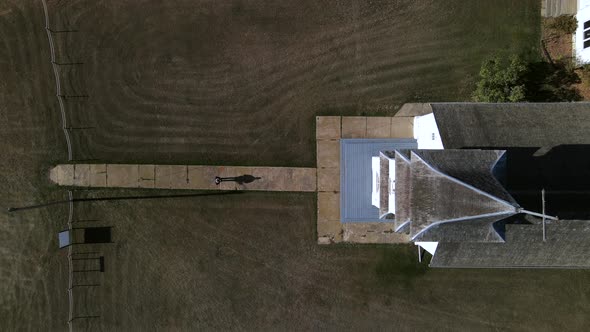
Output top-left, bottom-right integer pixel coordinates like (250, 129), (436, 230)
(549, 15), (577, 35)
(472, 55), (528, 102)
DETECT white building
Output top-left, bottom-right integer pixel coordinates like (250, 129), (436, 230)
(543, 0), (590, 62)
(575, 0), (590, 62)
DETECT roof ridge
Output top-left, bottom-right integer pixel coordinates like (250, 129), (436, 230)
(411, 151), (517, 209)
(410, 211), (513, 241)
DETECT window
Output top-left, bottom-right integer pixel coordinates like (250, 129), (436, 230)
(584, 21), (590, 49)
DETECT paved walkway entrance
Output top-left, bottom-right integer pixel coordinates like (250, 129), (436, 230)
(50, 164), (316, 192)
(49, 108), (422, 245)
(315, 115), (415, 244)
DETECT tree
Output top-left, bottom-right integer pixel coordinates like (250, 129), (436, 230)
(472, 55), (528, 102)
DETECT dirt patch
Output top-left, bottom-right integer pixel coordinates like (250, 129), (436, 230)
(541, 17), (590, 100)
(541, 17), (573, 62)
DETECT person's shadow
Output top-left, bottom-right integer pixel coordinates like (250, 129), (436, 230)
(215, 174), (262, 185)
(234, 175), (261, 184)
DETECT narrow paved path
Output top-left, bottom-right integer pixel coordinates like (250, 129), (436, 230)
(50, 164), (316, 192)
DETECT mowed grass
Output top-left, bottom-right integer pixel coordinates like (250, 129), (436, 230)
(0, 1), (70, 330)
(3, 0), (590, 331)
(51, 0), (541, 166)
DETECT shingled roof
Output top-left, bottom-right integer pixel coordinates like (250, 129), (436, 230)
(392, 151), (411, 232)
(387, 102), (590, 268)
(412, 214), (509, 243)
(414, 149), (516, 205)
(430, 220), (590, 268)
(431, 102), (590, 149)
(408, 151), (518, 240)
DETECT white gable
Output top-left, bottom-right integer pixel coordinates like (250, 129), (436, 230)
(413, 113), (444, 149)
(416, 241), (439, 256)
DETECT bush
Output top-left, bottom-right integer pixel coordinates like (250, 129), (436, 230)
(549, 15), (577, 35)
(472, 55), (528, 102)
(473, 54), (583, 102)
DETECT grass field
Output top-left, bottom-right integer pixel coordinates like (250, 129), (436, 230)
(51, 0), (542, 166)
(3, 0), (589, 331)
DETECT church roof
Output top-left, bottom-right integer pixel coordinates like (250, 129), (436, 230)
(430, 220), (590, 268)
(340, 139), (418, 222)
(408, 151), (518, 239)
(413, 149), (516, 205)
(431, 102), (590, 149)
(411, 213), (509, 243)
(392, 151), (411, 231)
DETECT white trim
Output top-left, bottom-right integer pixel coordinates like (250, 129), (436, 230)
(371, 156), (380, 208)
(416, 242), (439, 256)
(395, 220), (410, 232)
(410, 211), (514, 241)
(575, 3), (590, 62)
(413, 113), (444, 149)
(388, 158), (396, 214)
(518, 208), (559, 220)
(394, 150), (411, 163)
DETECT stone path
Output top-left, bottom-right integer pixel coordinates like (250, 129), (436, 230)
(50, 164), (316, 192)
(315, 115), (415, 245)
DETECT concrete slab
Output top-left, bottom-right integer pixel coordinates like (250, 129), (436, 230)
(341, 116), (366, 138)
(89, 164), (107, 187)
(50, 164), (316, 192)
(317, 191), (340, 222)
(316, 116), (341, 140)
(317, 192), (342, 243)
(107, 164), (139, 188)
(188, 166), (219, 189)
(49, 164), (74, 186)
(288, 167), (317, 192)
(317, 225), (342, 243)
(342, 222), (410, 243)
(212, 166), (316, 192)
(155, 165), (189, 189)
(317, 167), (339, 192)
(391, 117), (414, 138)
(138, 164), (155, 188)
(317, 229), (342, 244)
(316, 140), (340, 168)
(186, 165), (318, 192)
(366, 117), (391, 138)
(73, 164), (90, 187)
